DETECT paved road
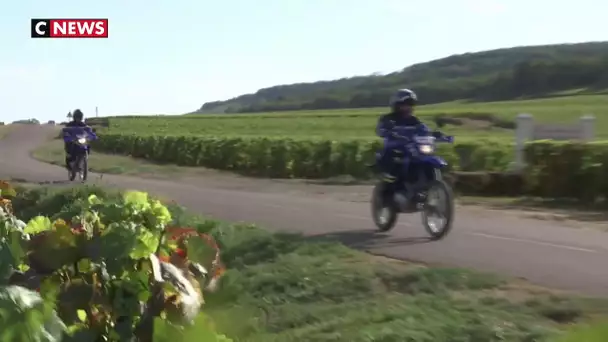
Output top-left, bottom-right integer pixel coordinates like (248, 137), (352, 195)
(1, 125), (608, 295)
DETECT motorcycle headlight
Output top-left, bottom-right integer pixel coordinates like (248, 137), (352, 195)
(419, 144), (434, 154)
(77, 138), (87, 144)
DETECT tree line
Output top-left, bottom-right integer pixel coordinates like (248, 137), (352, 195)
(197, 42), (608, 114)
(11, 119), (40, 124)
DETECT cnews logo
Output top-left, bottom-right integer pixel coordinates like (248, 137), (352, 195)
(31, 19), (108, 38)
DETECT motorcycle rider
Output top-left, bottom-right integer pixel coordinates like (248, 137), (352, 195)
(63, 109), (89, 170)
(375, 88), (422, 185)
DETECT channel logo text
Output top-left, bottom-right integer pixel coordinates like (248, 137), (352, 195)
(31, 19), (108, 38)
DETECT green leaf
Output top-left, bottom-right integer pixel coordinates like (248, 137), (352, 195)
(23, 216), (52, 235)
(150, 199), (172, 226)
(121, 270), (151, 302)
(87, 194), (102, 205)
(0, 242), (17, 284)
(130, 229), (160, 259)
(38, 278), (60, 302)
(76, 309), (86, 322)
(123, 191), (150, 210)
(76, 259), (91, 273)
(0, 286), (66, 342)
(8, 231), (26, 261)
(98, 223), (139, 273)
(64, 323), (96, 340)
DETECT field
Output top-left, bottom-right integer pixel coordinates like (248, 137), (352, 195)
(100, 95), (608, 140)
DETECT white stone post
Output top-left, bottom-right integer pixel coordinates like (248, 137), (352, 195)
(580, 115), (595, 141)
(512, 113), (534, 172)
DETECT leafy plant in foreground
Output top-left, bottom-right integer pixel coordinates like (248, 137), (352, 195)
(0, 183), (230, 341)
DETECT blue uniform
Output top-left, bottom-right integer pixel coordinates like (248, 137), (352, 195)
(375, 112), (423, 181)
(63, 121), (93, 170)
(63, 121), (88, 151)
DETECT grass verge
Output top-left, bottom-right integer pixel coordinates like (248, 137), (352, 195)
(459, 196), (608, 226)
(9, 183), (608, 341)
(32, 139), (380, 183)
(31, 138), (201, 178)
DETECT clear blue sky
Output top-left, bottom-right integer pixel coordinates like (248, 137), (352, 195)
(1, 0), (605, 123)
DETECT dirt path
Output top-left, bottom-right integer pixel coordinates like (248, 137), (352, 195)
(2, 124), (608, 296)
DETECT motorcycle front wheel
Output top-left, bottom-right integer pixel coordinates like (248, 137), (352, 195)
(69, 154), (88, 182)
(78, 155), (89, 182)
(68, 169), (76, 181)
(68, 160), (76, 181)
(371, 182), (398, 232)
(421, 180), (454, 240)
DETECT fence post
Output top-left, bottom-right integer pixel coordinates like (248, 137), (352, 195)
(580, 115), (595, 141)
(513, 113), (533, 172)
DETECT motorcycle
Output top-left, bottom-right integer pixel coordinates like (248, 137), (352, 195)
(370, 127), (455, 240)
(62, 127), (97, 182)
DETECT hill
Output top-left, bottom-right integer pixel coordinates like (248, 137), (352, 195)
(196, 42), (608, 114)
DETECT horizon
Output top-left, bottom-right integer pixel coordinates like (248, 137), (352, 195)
(1, 0), (606, 123)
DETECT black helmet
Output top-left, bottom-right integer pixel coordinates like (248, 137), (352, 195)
(72, 109), (84, 122)
(389, 89), (417, 109)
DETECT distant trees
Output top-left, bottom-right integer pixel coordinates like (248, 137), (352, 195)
(196, 42), (608, 114)
(12, 119), (40, 124)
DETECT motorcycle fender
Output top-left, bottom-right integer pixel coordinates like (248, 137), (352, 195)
(419, 156), (448, 168)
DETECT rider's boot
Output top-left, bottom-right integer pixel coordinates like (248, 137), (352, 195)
(381, 171), (411, 210)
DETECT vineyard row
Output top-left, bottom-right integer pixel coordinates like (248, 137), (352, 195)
(93, 134), (608, 201)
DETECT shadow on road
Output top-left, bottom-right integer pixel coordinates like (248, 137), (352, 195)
(8, 177), (80, 186)
(307, 229), (433, 250)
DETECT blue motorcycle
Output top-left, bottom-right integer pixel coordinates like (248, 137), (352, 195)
(62, 126), (97, 182)
(371, 126), (455, 240)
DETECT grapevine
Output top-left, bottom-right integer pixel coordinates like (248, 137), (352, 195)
(0, 182), (231, 341)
